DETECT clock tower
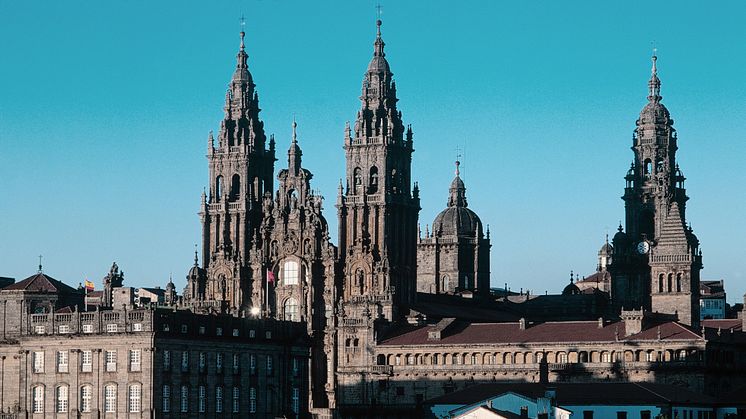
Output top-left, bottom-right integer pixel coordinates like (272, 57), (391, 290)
(609, 53), (702, 326)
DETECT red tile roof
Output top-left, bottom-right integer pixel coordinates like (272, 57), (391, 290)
(1, 272), (78, 293)
(381, 319), (703, 346)
(703, 318), (742, 331)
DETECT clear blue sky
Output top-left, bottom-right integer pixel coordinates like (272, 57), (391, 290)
(1, 1), (745, 303)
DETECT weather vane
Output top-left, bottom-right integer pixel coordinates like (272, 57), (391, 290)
(376, 3), (383, 20)
(240, 14), (246, 32)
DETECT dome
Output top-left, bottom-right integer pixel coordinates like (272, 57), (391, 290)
(562, 282), (581, 296)
(598, 241), (613, 255)
(188, 265), (203, 279)
(431, 161), (484, 238)
(367, 56), (390, 74)
(432, 206), (483, 238)
(638, 101), (671, 124)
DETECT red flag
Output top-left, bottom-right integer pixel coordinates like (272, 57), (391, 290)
(267, 270), (275, 284)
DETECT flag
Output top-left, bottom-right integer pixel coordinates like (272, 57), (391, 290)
(267, 270), (275, 284)
(84, 280), (94, 291)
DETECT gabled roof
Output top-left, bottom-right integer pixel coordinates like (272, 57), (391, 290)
(1, 272), (79, 294)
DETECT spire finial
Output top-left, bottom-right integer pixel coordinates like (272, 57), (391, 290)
(376, 4), (383, 37)
(455, 160), (460, 177)
(239, 14), (246, 51)
(38, 255), (43, 273)
(647, 46), (661, 101)
(194, 244), (199, 267)
(292, 115), (297, 144)
(455, 146), (463, 176)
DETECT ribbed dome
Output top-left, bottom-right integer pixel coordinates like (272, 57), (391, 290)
(433, 206), (483, 237)
(432, 161), (483, 238)
(367, 56), (390, 74)
(562, 282), (581, 296)
(599, 241), (613, 255)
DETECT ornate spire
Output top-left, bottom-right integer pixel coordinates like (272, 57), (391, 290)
(647, 49), (661, 102)
(288, 118), (302, 174)
(374, 19), (385, 58)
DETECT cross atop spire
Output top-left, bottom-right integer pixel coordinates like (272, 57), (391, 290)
(38, 255), (43, 273)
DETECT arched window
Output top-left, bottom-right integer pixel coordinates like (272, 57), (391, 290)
(181, 385), (189, 413)
(80, 385), (93, 413)
(230, 174), (240, 200)
(377, 354), (386, 365)
(283, 260), (299, 285)
(656, 158), (664, 173)
(369, 167), (379, 193)
(56, 385), (69, 413)
(104, 384), (117, 413)
(676, 273), (682, 293)
(163, 385), (171, 413)
(215, 176), (223, 201)
(284, 298), (299, 322)
(442, 275), (450, 292)
(353, 168), (362, 191)
(128, 383), (142, 413)
(32, 385), (44, 413)
(644, 159), (652, 175)
(433, 354), (439, 365)
(557, 352), (568, 363)
(601, 352), (611, 363)
(658, 274), (664, 293)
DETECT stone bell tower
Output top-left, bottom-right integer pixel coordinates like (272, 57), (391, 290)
(609, 53), (702, 326)
(336, 19), (420, 322)
(191, 29), (276, 314)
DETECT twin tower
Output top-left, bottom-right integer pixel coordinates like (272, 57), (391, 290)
(183, 21), (702, 330)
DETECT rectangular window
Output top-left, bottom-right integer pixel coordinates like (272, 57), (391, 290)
(249, 329), (256, 338)
(106, 323), (118, 333)
(215, 386), (223, 413)
(198, 385), (206, 413)
(133, 322), (142, 331)
(292, 387), (300, 414)
(58, 324), (70, 334)
(181, 324), (188, 333)
(249, 387), (257, 413)
(216, 327), (223, 336)
(33, 386), (44, 413)
(80, 386), (92, 412)
(250, 354), (256, 375)
(180, 386), (189, 412)
(641, 411), (651, 419)
(199, 326), (205, 335)
(617, 412), (628, 419)
(129, 384), (141, 412)
(35, 325), (45, 335)
(266, 331), (272, 339)
(105, 350), (117, 372)
(33, 351), (44, 373)
(266, 355), (273, 376)
(82, 324), (93, 333)
(293, 357), (300, 377)
(57, 351), (69, 373)
(56, 385), (69, 412)
(283, 260), (299, 285)
(163, 350), (171, 371)
(232, 353), (240, 374)
(232, 328), (239, 337)
(217, 352), (224, 373)
(162, 385), (171, 413)
(232, 386), (240, 413)
(584, 412), (594, 419)
(199, 352), (207, 373)
(81, 350), (92, 372)
(181, 351), (189, 372)
(104, 385), (117, 412)
(130, 349), (141, 372)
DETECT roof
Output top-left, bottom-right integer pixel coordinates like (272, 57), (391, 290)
(457, 406), (524, 419)
(139, 287), (166, 297)
(702, 318), (742, 331)
(427, 382), (716, 407)
(1, 272), (79, 294)
(381, 319), (702, 346)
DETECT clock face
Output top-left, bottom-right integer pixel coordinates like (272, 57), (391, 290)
(637, 241), (650, 255)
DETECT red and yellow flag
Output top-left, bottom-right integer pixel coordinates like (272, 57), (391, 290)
(84, 280), (95, 291)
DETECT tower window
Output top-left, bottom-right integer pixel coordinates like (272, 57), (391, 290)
(230, 174), (240, 199)
(644, 159), (652, 175)
(667, 273), (673, 293)
(676, 273), (682, 293)
(284, 298), (299, 322)
(283, 260), (299, 285)
(369, 167), (379, 193)
(656, 158), (664, 173)
(353, 168), (362, 192)
(215, 176), (223, 201)
(658, 274), (664, 293)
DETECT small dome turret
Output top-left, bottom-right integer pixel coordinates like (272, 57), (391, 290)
(432, 160), (483, 238)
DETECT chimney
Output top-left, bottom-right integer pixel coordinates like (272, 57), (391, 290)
(519, 318), (526, 330)
(597, 317), (604, 329)
(620, 309), (644, 336)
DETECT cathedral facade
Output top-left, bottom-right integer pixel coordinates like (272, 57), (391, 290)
(171, 18), (745, 418)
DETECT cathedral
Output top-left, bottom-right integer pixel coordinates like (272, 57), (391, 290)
(170, 17), (741, 418)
